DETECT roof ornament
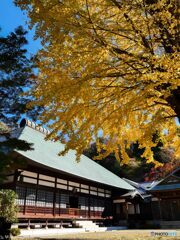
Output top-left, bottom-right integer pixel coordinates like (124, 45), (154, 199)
(19, 118), (50, 135)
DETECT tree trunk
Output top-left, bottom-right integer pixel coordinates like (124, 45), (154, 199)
(166, 87), (180, 121)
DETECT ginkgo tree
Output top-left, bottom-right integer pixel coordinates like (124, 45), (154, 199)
(15, 0), (179, 165)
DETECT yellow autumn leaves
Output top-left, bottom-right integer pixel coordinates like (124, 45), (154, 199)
(15, 0), (179, 164)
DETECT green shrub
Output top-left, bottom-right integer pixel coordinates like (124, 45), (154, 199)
(0, 189), (18, 223)
(10, 228), (21, 236)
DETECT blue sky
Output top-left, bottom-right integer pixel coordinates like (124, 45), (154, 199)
(0, 0), (41, 54)
(0, 0), (42, 123)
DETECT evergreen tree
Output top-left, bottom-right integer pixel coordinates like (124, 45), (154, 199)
(0, 26), (36, 126)
(0, 27), (36, 180)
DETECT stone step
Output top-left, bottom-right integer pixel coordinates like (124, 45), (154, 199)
(78, 223), (97, 226)
(74, 220), (100, 230)
(76, 224), (99, 228)
(75, 221), (95, 225)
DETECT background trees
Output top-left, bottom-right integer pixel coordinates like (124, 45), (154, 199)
(0, 26), (36, 126)
(0, 27), (35, 179)
(84, 137), (179, 181)
(15, 0), (179, 165)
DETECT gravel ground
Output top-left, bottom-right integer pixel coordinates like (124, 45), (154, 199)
(14, 229), (180, 240)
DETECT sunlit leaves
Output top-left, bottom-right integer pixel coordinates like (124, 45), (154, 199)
(15, 0), (179, 164)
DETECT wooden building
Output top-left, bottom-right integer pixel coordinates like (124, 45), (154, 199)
(150, 167), (180, 229)
(113, 172), (180, 229)
(112, 178), (156, 227)
(1, 119), (134, 228)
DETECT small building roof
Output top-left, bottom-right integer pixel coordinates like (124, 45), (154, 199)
(150, 168), (180, 192)
(122, 178), (154, 199)
(13, 119), (134, 191)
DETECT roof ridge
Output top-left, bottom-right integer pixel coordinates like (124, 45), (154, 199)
(19, 118), (51, 135)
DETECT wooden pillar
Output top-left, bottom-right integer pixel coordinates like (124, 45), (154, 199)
(27, 219), (30, 230)
(13, 169), (19, 185)
(88, 186), (91, 219)
(125, 202), (128, 221)
(158, 198), (162, 220)
(53, 177), (57, 216)
(45, 219), (48, 229)
(88, 197), (91, 219)
(59, 190), (61, 216)
(35, 172), (39, 215)
(24, 187), (27, 215)
(60, 220), (63, 229)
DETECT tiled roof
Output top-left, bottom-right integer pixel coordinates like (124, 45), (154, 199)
(14, 119), (134, 190)
(150, 168), (180, 191)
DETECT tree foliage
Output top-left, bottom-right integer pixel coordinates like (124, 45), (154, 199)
(0, 27), (35, 178)
(0, 26), (37, 126)
(0, 130), (33, 182)
(15, 0), (180, 164)
(84, 137), (179, 181)
(0, 189), (18, 223)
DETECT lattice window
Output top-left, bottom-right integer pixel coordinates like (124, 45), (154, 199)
(55, 191), (60, 208)
(46, 191), (54, 207)
(36, 189), (46, 207)
(79, 196), (88, 210)
(90, 198), (97, 211)
(26, 188), (36, 206)
(16, 186), (26, 206)
(60, 193), (69, 208)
